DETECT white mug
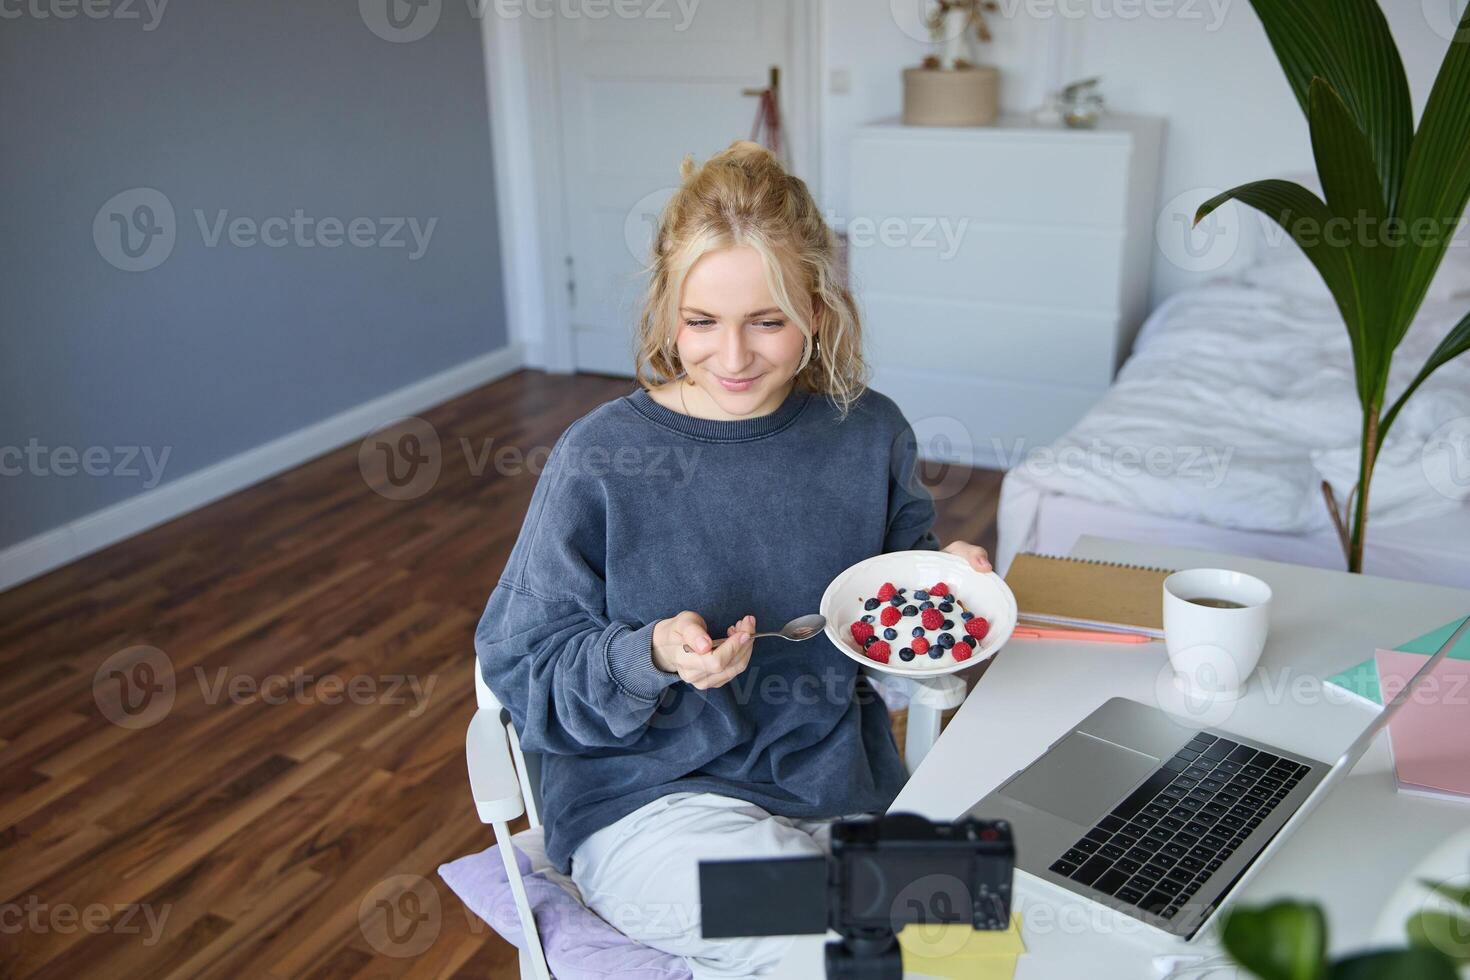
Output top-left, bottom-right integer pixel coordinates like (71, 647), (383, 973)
(1162, 568), (1272, 701)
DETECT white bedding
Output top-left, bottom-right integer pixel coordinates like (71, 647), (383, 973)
(1020, 492), (1470, 591)
(997, 281), (1470, 575)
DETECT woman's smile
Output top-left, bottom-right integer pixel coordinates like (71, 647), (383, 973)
(712, 371), (764, 393)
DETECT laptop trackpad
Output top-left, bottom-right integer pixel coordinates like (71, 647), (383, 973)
(1005, 732), (1161, 827)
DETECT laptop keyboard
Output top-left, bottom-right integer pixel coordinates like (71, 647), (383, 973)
(1047, 732), (1311, 921)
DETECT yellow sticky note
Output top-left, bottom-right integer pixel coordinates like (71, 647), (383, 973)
(897, 914), (1025, 980)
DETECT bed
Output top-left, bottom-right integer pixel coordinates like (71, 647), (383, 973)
(996, 248), (1470, 589)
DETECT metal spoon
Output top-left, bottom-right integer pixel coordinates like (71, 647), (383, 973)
(682, 613), (828, 653)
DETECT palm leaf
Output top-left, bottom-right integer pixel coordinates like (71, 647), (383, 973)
(1382, 308), (1470, 437)
(1387, 2), (1470, 349)
(1306, 77), (1391, 394)
(1327, 0), (1414, 215)
(1309, 78), (1387, 226)
(1247, 0), (1412, 213)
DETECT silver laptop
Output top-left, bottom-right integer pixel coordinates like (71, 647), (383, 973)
(967, 613), (1470, 940)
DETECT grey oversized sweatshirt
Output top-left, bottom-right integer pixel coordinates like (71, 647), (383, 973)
(474, 382), (941, 873)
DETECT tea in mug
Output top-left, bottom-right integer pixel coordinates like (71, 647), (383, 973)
(1186, 596), (1248, 609)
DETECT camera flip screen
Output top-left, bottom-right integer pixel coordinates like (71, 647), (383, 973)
(698, 855), (830, 939)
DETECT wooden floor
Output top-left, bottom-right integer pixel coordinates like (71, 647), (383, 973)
(0, 369), (1001, 979)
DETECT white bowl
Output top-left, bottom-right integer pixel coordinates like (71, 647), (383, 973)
(820, 550), (1017, 676)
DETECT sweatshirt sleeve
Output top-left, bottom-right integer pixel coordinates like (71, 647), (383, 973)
(474, 423), (681, 754)
(883, 415), (942, 554)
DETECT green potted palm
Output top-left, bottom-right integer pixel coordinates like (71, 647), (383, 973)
(1195, 0), (1470, 573)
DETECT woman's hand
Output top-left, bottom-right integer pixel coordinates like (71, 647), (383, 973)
(651, 612), (756, 690)
(942, 541), (993, 573)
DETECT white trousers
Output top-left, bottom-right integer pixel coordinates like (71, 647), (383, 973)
(570, 792), (863, 979)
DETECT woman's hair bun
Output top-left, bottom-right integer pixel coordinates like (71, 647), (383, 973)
(680, 140), (777, 183)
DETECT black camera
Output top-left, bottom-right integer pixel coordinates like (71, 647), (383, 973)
(698, 812), (1014, 980)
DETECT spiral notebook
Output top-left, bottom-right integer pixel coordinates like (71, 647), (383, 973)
(1003, 552), (1173, 639)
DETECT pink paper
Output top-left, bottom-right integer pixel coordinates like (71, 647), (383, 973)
(1374, 648), (1470, 798)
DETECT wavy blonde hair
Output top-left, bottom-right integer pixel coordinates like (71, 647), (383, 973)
(632, 139), (870, 420)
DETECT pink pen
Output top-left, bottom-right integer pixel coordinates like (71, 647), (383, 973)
(1010, 626), (1153, 644)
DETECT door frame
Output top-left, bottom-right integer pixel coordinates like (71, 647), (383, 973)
(480, 1), (824, 375)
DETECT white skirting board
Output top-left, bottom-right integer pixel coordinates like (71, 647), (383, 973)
(0, 344), (525, 593)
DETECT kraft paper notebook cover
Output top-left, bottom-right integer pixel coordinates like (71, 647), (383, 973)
(1374, 648), (1470, 802)
(1003, 552), (1173, 638)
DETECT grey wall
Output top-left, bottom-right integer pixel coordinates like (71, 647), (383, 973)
(0, 0), (509, 550)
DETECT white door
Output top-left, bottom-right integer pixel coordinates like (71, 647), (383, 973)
(552, 1), (796, 376)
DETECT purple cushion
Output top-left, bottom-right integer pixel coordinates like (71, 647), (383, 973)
(438, 841), (692, 980)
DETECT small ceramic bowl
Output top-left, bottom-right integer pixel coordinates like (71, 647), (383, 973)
(820, 550), (1017, 676)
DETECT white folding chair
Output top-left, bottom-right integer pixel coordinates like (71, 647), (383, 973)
(466, 660), (553, 980)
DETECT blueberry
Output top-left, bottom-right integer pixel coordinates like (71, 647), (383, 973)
(928, 646), (944, 658)
(939, 632), (955, 648)
(861, 614), (874, 623)
(914, 589), (929, 600)
(864, 636), (877, 648)
(902, 604), (918, 617)
(899, 647), (916, 662)
(911, 626), (925, 638)
(920, 601), (935, 610)
(883, 628), (897, 641)
(939, 602), (953, 613)
(961, 611), (974, 620)
(864, 598), (880, 611)
(890, 596), (903, 606)
(942, 619), (954, 630)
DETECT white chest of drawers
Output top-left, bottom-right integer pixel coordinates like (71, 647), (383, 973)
(846, 114), (1163, 468)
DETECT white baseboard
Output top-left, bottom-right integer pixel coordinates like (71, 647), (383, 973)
(0, 344), (525, 593)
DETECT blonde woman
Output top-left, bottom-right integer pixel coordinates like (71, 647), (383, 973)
(475, 140), (992, 978)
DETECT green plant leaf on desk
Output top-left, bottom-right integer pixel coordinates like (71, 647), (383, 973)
(1221, 901), (1328, 980)
(1407, 911), (1470, 964)
(1420, 878), (1470, 911)
(1326, 947), (1460, 980)
(1407, 876), (1470, 964)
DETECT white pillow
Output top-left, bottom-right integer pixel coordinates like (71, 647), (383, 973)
(1239, 171), (1470, 305)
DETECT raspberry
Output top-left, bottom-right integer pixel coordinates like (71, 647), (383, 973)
(850, 621), (874, 644)
(876, 582), (898, 601)
(964, 616), (990, 641)
(880, 606), (902, 627)
(952, 640), (974, 662)
(911, 636), (930, 655)
(929, 581), (949, 598)
(921, 608), (943, 631)
(866, 640), (891, 664)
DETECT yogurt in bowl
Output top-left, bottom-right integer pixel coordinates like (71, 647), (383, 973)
(820, 550), (1017, 676)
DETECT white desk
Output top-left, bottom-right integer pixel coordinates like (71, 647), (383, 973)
(777, 535), (1470, 978)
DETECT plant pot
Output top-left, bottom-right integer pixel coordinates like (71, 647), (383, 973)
(902, 65), (1000, 126)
